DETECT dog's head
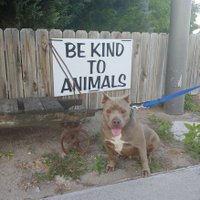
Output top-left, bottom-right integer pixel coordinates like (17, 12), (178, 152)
(102, 93), (131, 137)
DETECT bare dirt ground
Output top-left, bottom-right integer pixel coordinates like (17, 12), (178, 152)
(0, 108), (200, 200)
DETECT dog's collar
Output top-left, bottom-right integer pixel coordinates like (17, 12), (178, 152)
(130, 108), (134, 119)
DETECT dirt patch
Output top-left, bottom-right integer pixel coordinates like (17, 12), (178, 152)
(0, 108), (200, 200)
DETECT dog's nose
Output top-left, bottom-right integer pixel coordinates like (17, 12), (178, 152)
(112, 118), (120, 126)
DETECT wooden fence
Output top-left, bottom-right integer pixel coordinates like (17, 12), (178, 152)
(0, 28), (199, 109)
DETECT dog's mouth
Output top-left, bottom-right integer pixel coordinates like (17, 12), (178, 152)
(111, 128), (122, 137)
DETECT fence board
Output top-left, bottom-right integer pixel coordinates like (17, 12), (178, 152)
(121, 32), (132, 100)
(63, 29), (75, 38)
(75, 30), (88, 108)
(157, 33), (168, 98)
(88, 31), (100, 109)
(187, 34), (196, 89)
(36, 29), (51, 97)
(49, 29), (62, 95)
(100, 31), (111, 39)
(20, 29), (38, 97)
(138, 32), (150, 102)
(131, 32), (141, 103)
(191, 34), (200, 94)
(146, 33), (159, 101)
(0, 29), (8, 98)
(4, 28), (23, 98)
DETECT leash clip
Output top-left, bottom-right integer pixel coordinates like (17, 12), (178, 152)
(131, 104), (145, 110)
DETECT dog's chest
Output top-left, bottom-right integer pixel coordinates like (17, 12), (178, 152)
(106, 135), (128, 154)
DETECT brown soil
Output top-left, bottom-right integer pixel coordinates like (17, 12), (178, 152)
(0, 108), (200, 200)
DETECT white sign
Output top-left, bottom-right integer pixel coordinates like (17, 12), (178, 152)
(51, 38), (133, 96)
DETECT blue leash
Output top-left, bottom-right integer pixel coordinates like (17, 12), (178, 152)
(132, 85), (200, 109)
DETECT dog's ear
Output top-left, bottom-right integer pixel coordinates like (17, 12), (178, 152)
(123, 95), (129, 103)
(102, 93), (111, 104)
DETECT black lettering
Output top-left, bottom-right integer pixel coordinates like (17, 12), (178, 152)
(101, 75), (111, 89)
(107, 42), (115, 57)
(88, 76), (101, 90)
(61, 78), (72, 93)
(111, 75), (118, 88)
(83, 77), (87, 90)
(118, 74), (126, 87)
(91, 43), (101, 57)
(97, 60), (106, 73)
(73, 77), (82, 91)
(65, 42), (85, 58)
(102, 43), (105, 57)
(87, 60), (96, 74)
(77, 43), (85, 57)
(65, 42), (76, 58)
(116, 43), (124, 56)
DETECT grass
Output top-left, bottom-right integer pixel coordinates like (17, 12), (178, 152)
(149, 159), (165, 173)
(148, 114), (173, 142)
(92, 155), (107, 174)
(184, 94), (200, 112)
(132, 159), (165, 173)
(183, 123), (200, 160)
(33, 150), (87, 182)
(0, 150), (14, 160)
(91, 132), (105, 151)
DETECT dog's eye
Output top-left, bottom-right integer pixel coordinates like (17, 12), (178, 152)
(106, 109), (111, 114)
(121, 109), (126, 114)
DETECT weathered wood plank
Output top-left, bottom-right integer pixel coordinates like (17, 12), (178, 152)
(40, 97), (65, 112)
(58, 99), (82, 109)
(109, 32), (122, 98)
(22, 98), (44, 112)
(138, 32), (150, 102)
(61, 30), (78, 102)
(187, 34), (196, 89)
(63, 30), (75, 38)
(75, 30), (88, 108)
(4, 28), (23, 98)
(131, 32), (141, 103)
(20, 29), (38, 97)
(121, 32), (132, 99)
(35, 29), (51, 97)
(49, 29), (63, 96)
(88, 31), (100, 109)
(146, 33), (159, 101)
(100, 31), (111, 39)
(0, 99), (18, 114)
(0, 29), (8, 98)
(98, 31), (111, 108)
(157, 33), (168, 98)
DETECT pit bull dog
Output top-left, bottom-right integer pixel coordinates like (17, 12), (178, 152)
(100, 93), (160, 177)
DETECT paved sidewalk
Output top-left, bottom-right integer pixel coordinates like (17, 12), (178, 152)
(45, 165), (200, 200)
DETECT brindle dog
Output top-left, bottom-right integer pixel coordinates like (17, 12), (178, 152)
(100, 93), (160, 177)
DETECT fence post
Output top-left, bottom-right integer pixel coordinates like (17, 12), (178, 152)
(164, 0), (192, 115)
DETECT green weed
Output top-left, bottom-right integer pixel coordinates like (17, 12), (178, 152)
(33, 151), (87, 182)
(92, 155), (107, 174)
(149, 159), (165, 173)
(184, 94), (200, 112)
(183, 123), (200, 159)
(148, 114), (173, 141)
(0, 150), (14, 160)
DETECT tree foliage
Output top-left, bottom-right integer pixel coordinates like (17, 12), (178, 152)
(0, 0), (199, 33)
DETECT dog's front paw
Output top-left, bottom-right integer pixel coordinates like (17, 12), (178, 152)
(142, 168), (151, 177)
(106, 160), (115, 172)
